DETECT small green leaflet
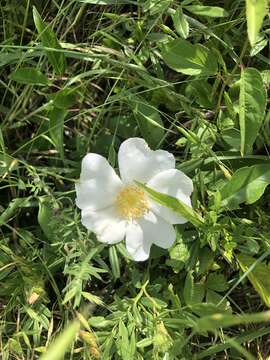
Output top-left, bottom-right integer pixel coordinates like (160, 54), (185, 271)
(136, 182), (203, 227)
(245, 0), (268, 47)
(220, 164), (270, 209)
(239, 67), (266, 155)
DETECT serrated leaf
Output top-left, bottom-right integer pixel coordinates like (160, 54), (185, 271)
(168, 239), (191, 272)
(206, 290), (229, 311)
(207, 273), (229, 292)
(10, 67), (49, 85)
(184, 272), (205, 306)
(184, 5), (228, 18)
(172, 6), (189, 39)
(33, 6), (66, 75)
(237, 254), (270, 308)
(239, 68), (266, 155)
(246, 0), (268, 47)
(161, 39), (218, 76)
(220, 164), (270, 209)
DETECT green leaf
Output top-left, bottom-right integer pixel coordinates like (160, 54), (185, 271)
(197, 327), (270, 359)
(136, 182), (204, 227)
(0, 152), (18, 176)
(10, 67), (49, 85)
(49, 88), (78, 109)
(49, 107), (68, 159)
(184, 272), (205, 306)
(220, 164), (270, 209)
(88, 316), (114, 329)
(109, 246), (120, 280)
(207, 274), (229, 293)
(245, 0), (268, 47)
(33, 6), (66, 75)
(194, 310), (270, 333)
(161, 39), (217, 76)
(237, 254), (270, 308)
(172, 6), (189, 39)
(206, 290), (229, 311)
(168, 238), (191, 272)
(77, 0), (135, 3)
(117, 321), (133, 359)
(239, 68), (266, 155)
(40, 321), (80, 360)
(38, 198), (54, 241)
(132, 100), (164, 148)
(144, 0), (172, 15)
(184, 5), (228, 18)
(0, 198), (29, 226)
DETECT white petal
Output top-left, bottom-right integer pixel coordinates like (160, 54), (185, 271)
(125, 212), (176, 261)
(125, 222), (152, 262)
(76, 153), (123, 210)
(139, 212), (176, 249)
(118, 137), (175, 184)
(147, 169), (193, 224)
(98, 221), (127, 244)
(81, 207), (126, 244)
(81, 206), (119, 233)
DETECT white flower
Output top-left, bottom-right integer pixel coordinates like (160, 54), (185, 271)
(75, 138), (193, 261)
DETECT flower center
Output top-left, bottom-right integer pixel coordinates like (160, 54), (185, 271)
(116, 185), (149, 220)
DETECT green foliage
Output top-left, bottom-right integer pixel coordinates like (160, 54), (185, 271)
(33, 6), (66, 75)
(239, 68), (266, 155)
(220, 164), (270, 209)
(161, 38), (218, 76)
(237, 253), (270, 307)
(184, 5), (228, 18)
(131, 99), (164, 148)
(245, 0), (268, 46)
(10, 67), (50, 85)
(40, 321), (80, 360)
(171, 6), (189, 39)
(138, 181), (204, 226)
(1, 0), (270, 359)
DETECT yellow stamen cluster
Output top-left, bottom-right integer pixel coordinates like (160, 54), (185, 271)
(116, 185), (149, 220)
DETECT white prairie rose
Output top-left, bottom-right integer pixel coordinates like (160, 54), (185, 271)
(75, 138), (193, 261)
